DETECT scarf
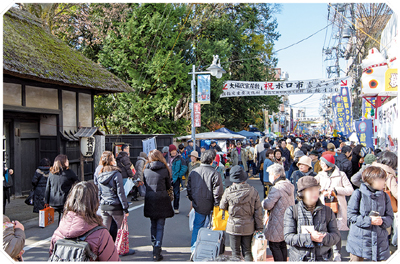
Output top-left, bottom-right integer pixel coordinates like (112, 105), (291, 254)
(237, 147), (241, 155)
(304, 202), (317, 213)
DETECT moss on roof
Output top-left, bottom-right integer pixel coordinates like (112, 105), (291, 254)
(3, 7), (131, 93)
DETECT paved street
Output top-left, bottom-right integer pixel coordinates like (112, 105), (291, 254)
(19, 174), (369, 262)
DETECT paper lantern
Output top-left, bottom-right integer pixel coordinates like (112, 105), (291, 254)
(80, 136), (95, 157)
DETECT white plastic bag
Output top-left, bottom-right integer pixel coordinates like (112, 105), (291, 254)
(124, 178), (134, 197)
(189, 208), (195, 231)
(252, 231), (267, 262)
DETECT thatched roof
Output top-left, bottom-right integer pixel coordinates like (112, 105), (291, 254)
(3, 7), (131, 93)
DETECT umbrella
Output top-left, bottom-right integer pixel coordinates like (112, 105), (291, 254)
(176, 131), (246, 140)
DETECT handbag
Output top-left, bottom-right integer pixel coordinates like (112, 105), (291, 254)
(384, 187), (398, 213)
(167, 186), (174, 201)
(325, 191), (339, 214)
(251, 231), (268, 262)
(24, 190), (35, 206)
(115, 216), (130, 255)
(212, 206), (229, 231)
(39, 204), (55, 227)
(138, 184), (146, 197)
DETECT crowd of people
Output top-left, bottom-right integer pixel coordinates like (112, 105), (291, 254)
(2, 134), (398, 262)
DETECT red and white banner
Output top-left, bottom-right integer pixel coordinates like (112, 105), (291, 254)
(193, 103), (201, 127)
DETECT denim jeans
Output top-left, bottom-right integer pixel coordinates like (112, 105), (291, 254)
(190, 211), (211, 252)
(150, 218), (166, 247)
(173, 178), (181, 210)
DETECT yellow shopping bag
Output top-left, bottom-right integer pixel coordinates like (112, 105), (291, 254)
(212, 206), (229, 231)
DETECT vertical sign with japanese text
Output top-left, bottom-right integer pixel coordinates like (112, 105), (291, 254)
(197, 75), (211, 104)
(193, 103), (201, 127)
(332, 80), (353, 136)
(362, 97), (376, 119)
(355, 119), (373, 149)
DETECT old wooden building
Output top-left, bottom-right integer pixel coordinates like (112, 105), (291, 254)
(3, 8), (131, 196)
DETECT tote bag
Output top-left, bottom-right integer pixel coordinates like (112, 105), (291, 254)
(115, 216), (129, 255)
(212, 206), (229, 231)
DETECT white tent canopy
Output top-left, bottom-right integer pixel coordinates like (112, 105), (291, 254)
(176, 131), (246, 140)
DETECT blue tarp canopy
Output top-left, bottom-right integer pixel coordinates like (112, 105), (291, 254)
(215, 127), (238, 134)
(237, 130), (258, 140)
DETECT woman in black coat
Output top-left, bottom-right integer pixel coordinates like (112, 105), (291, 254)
(32, 158), (51, 213)
(351, 145), (364, 176)
(45, 154), (79, 225)
(143, 149), (174, 261)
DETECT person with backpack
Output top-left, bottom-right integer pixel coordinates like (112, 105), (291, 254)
(315, 154), (354, 261)
(45, 154), (79, 226)
(143, 150), (175, 261)
(284, 176), (341, 261)
(168, 144), (187, 214)
(346, 166), (394, 261)
(49, 181), (120, 261)
(31, 158), (51, 213)
(263, 164), (295, 261)
(219, 165), (263, 261)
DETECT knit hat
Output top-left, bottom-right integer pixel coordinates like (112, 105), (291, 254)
(230, 165), (248, 183)
(360, 146), (372, 157)
(139, 152), (148, 159)
(169, 144), (177, 152)
(327, 143), (335, 151)
(297, 176), (320, 192)
(364, 153), (377, 165)
(162, 146), (169, 153)
(189, 151), (200, 159)
(297, 156), (312, 168)
(294, 150), (305, 159)
(320, 154), (335, 167)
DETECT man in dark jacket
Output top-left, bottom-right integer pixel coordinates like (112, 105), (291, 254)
(209, 140), (222, 152)
(279, 140), (292, 175)
(334, 145), (353, 182)
(184, 140), (201, 163)
(187, 150), (223, 253)
(257, 143), (270, 185)
(116, 144), (134, 185)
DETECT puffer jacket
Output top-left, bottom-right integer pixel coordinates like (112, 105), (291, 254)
(219, 183), (263, 236)
(284, 199), (341, 261)
(96, 168), (129, 214)
(32, 166), (50, 213)
(262, 178), (295, 242)
(187, 164), (223, 215)
(3, 216), (25, 261)
(346, 183), (394, 261)
(143, 161), (174, 219)
(134, 156), (146, 181)
(315, 166), (354, 231)
(335, 153), (353, 186)
(116, 151), (133, 179)
(50, 211), (119, 261)
(291, 169), (317, 197)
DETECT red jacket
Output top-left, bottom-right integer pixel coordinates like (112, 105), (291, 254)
(50, 211), (120, 261)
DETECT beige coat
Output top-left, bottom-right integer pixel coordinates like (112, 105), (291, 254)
(3, 216), (25, 261)
(262, 179), (295, 242)
(315, 166), (354, 231)
(219, 183), (263, 236)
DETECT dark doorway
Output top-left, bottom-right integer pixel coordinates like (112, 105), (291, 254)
(20, 138), (38, 193)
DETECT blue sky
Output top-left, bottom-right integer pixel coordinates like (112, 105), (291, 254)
(274, 3), (330, 117)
